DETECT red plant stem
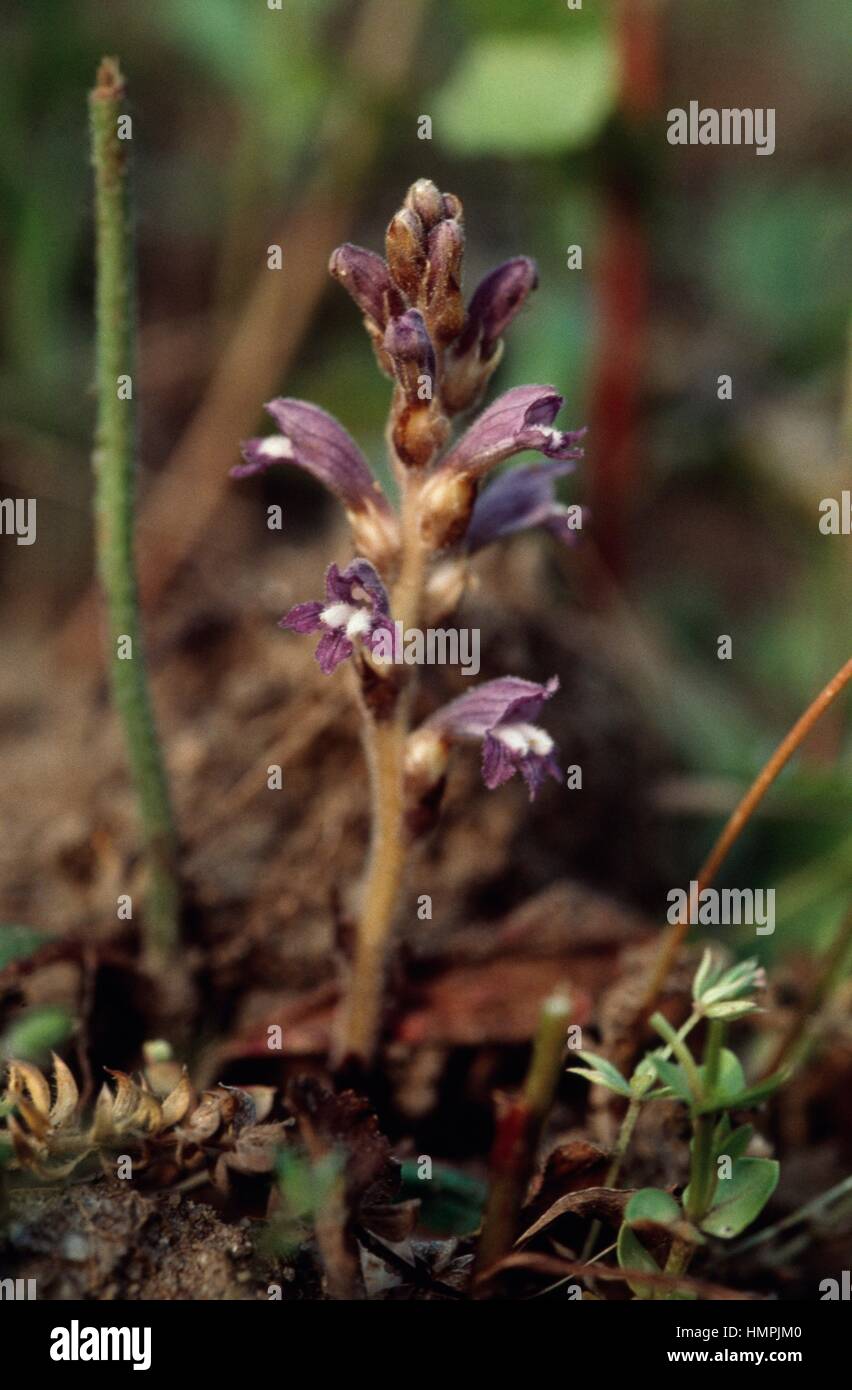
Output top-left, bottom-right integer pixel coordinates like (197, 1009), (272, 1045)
(473, 994), (571, 1294)
(586, 0), (660, 583)
(587, 200), (647, 580)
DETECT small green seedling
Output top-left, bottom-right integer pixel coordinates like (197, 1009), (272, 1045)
(571, 951), (789, 1297)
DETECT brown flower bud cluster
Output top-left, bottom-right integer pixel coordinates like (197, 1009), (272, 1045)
(331, 180), (532, 475)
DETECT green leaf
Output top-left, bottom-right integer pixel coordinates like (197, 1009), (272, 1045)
(648, 1055), (693, 1104)
(617, 1222), (661, 1299)
(691, 948), (716, 1002)
(399, 1161), (486, 1236)
(568, 1051), (632, 1097)
(695, 1068), (790, 1115)
(434, 34), (617, 157)
(701, 959), (762, 1007)
(0, 1006), (73, 1063)
(0, 924), (48, 971)
(567, 1067), (632, 1097)
(625, 1188), (681, 1229)
(700, 1048), (746, 1107)
(715, 1123), (754, 1163)
(701, 1158), (779, 1239)
(703, 1000), (759, 1021)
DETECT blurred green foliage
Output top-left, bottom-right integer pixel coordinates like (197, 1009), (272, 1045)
(435, 32), (616, 156)
(1, 1006), (74, 1064)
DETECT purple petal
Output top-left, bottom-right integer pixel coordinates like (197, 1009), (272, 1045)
(233, 399), (387, 516)
(314, 628), (354, 675)
(427, 675), (559, 740)
(328, 244), (404, 328)
(279, 600), (323, 634)
(364, 614), (397, 654)
(481, 733), (518, 790)
(324, 559), (390, 616)
(465, 461), (578, 553)
(383, 310), (436, 401)
(519, 751), (563, 801)
(456, 257), (538, 358)
(437, 385), (585, 482)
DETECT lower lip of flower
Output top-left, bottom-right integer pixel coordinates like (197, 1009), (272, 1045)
(257, 436), (295, 461)
(492, 722), (554, 757)
(319, 601), (372, 642)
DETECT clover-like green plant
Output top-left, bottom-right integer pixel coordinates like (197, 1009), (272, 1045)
(570, 951), (791, 1297)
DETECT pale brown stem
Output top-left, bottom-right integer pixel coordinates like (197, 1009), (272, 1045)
(393, 471), (427, 632)
(633, 655), (852, 1045)
(335, 712), (409, 1065)
(334, 474), (427, 1067)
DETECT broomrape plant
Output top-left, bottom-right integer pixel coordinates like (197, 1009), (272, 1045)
(571, 950), (791, 1298)
(232, 180), (584, 1068)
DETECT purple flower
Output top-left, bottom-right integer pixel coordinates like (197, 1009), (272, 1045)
(456, 257), (538, 359)
(328, 244), (405, 330)
(281, 559), (394, 675)
(232, 399), (398, 566)
(465, 461), (582, 554)
(437, 385), (585, 483)
(426, 676), (561, 800)
(383, 310), (436, 404)
(233, 399), (389, 518)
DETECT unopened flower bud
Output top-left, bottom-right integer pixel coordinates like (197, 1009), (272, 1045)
(404, 727), (450, 834)
(405, 178), (445, 231)
(328, 243), (405, 330)
(386, 208), (426, 301)
(458, 256), (538, 359)
(391, 399), (449, 471)
(405, 726), (450, 788)
(425, 558), (470, 622)
(418, 468), (477, 549)
(425, 219), (466, 345)
(383, 310), (436, 406)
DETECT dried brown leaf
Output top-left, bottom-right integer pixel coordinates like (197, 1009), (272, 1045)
(516, 1186), (633, 1246)
(182, 1091), (225, 1142)
(160, 1071), (192, 1128)
(49, 1051), (79, 1127)
(91, 1082), (115, 1143)
(241, 1085), (276, 1123)
(7, 1061), (51, 1117)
